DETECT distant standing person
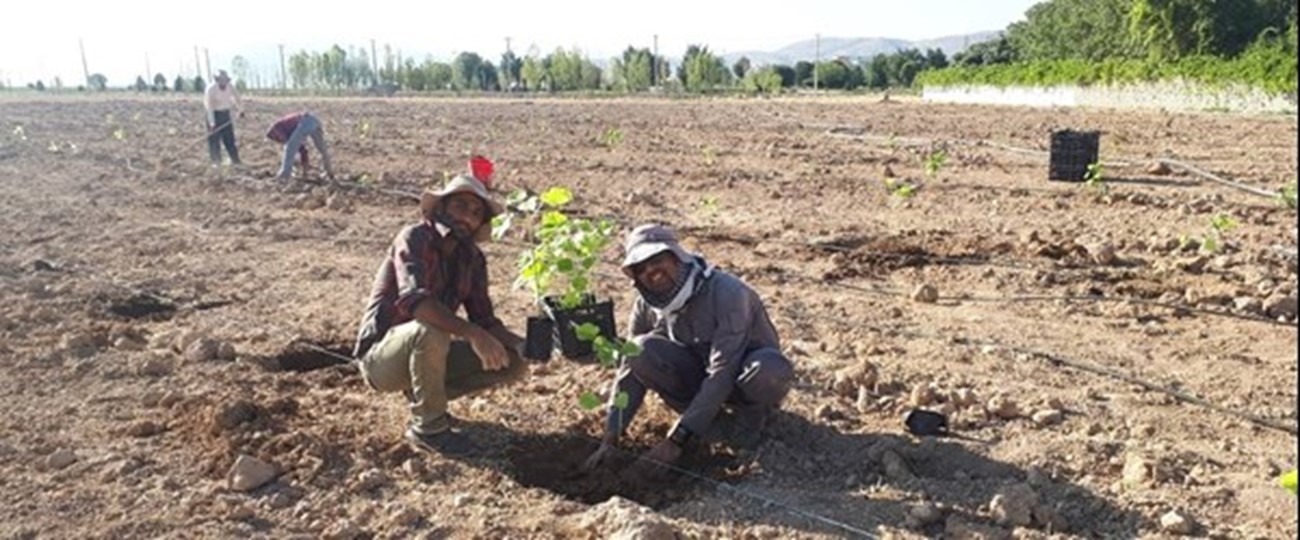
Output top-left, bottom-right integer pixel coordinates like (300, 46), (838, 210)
(266, 111), (334, 180)
(204, 70), (242, 166)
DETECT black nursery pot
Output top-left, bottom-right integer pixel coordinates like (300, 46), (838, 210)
(541, 294), (616, 361)
(523, 316), (555, 362)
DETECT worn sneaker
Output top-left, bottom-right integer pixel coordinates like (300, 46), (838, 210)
(404, 427), (479, 457)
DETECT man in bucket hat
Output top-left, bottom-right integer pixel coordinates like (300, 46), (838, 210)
(583, 224), (794, 473)
(204, 70), (243, 166)
(353, 174), (528, 455)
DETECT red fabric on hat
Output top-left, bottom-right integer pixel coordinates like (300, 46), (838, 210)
(470, 156), (494, 188)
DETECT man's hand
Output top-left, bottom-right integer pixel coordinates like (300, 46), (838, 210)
(581, 438), (617, 472)
(469, 327), (509, 371)
(631, 440), (682, 481)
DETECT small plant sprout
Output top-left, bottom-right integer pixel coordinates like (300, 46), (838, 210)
(702, 146), (718, 166)
(1084, 161), (1109, 196)
(924, 149), (948, 177)
(112, 127), (127, 141)
(1280, 181), (1297, 209)
(357, 120), (372, 139)
(887, 133), (899, 150)
(884, 178), (918, 200)
(574, 321), (639, 414)
(699, 195), (721, 216)
(596, 127), (624, 149)
(46, 141), (60, 153)
(1201, 213), (1238, 253)
(11, 125), (27, 141)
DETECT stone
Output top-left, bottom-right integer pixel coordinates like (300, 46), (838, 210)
(227, 454), (277, 492)
(126, 420), (165, 438)
(137, 357), (175, 377)
(952, 388), (979, 408)
(855, 385), (873, 413)
(1146, 161), (1172, 176)
(911, 383), (938, 407)
(987, 396), (1020, 420)
(176, 330), (203, 353)
(1264, 294), (1297, 320)
(353, 469), (389, 492)
(1233, 297), (1264, 315)
(880, 450), (914, 481)
(906, 502), (944, 528)
(113, 336), (145, 351)
(1033, 503), (1070, 532)
(216, 341), (237, 361)
(184, 338), (221, 363)
(46, 448), (78, 470)
(216, 400), (259, 430)
(911, 284), (940, 304)
(1122, 453), (1151, 488)
(832, 360), (878, 397)
(1160, 510), (1196, 535)
(1031, 409), (1064, 427)
(989, 484), (1039, 527)
(1090, 243), (1118, 266)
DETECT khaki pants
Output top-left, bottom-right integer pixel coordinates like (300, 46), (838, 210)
(360, 320), (527, 434)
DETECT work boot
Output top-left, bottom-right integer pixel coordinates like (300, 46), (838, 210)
(405, 426), (479, 457)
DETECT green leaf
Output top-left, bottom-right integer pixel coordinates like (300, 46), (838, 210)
(613, 391), (631, 410)
(490, 213), (513, 241)
(620, 340), (643, 357)
(578, 392), (602, 410)
(574, 322), (602, 342)
(596, 344), (617, 366)
(556, 258), (575, 272)
(519, 197), (541, 213)
(539, 187), (573, 208)
(570, 276), (589, 295)
(505, 189), (530, 206)
(540, 211), (568, 228)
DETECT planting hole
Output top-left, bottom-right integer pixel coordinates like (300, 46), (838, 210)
(105, 292), (177, 320)
(272, 340), (354, 372)
(506, 434), (701, 509)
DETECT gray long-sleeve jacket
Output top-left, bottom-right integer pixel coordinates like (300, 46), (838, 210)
(606, 264), (781, 438)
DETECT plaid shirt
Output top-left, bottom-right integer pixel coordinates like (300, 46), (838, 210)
(353, 221), (502, 358)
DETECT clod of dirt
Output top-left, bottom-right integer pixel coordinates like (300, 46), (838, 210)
(1031, 409), (1064, 427)
(45, 448), (78, 470)
(125, 420), (165, 438)
(216, 341), (237, 361)
(911, 383), (938, 407)
(384, 504), (421, 529)
(184, 338), (220, 363)
(1090, 243), (1118, 266)
(906, 502), (944, 529)
(1160, 510), (1197, 536)
(137, 356), (175, 377)
(272, 341), (354, 372)
(880, 450), (914, 481)
(1147, 161), (1172, 176)
(911, 284), (940, 304)
(990, 483), (1039, 527)
(113, 335), (146, 351)
(987, 396), (1021, 420)
(944, 516), (1009, 540)
(1264, 294), (1297, 320)
(579, 497), (678, 540)
(1233, 297), (1264, 315)
(1122, 453), (1153, 488)
(227, 454), (277, 492)
(61, 333), (99, 357)
(352, 468), (389, 492)
(216, 400), (260, 430)
(952, 388), (979, 408)
(832, 360), (878, 397)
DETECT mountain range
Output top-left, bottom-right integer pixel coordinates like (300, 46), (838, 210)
(720, 31), (1001, 66)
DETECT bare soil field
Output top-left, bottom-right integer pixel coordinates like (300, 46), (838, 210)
(0, 94), (1296, 539)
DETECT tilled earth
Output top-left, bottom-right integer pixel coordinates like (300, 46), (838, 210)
(0, 94), (1296, 539)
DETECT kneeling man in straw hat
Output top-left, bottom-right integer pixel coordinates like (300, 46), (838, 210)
(352, 174), (528, 456)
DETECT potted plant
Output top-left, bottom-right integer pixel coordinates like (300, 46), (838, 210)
(493, 186), (618, 361)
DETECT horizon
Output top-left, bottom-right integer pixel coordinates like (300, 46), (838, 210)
(1, 0), (1039, 88)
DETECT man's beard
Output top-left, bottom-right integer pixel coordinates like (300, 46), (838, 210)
(435, 210), (474, 241)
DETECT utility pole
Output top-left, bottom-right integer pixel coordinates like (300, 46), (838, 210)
(194, 46), (202, 78)
(813, 33), (820, 92)
(78, 39), (91, 87)
(370, 39), (379, 85)
(652, 34), (659, 86)
(145, 53), (151, 81)
(279, 44), (287, 89)
(204, 48), (212, 80)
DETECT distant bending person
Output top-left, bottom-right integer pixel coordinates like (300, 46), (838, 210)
(266, 111), (334, 180)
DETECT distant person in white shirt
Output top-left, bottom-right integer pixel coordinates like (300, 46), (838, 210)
(204, 70), (243, 166)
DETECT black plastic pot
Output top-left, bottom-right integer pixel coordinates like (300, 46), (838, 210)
(541, 294), (616, 361)
(523, 316), (555, 362)
(1048, 129), (1100, 182)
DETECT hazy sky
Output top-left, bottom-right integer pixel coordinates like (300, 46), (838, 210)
(1, 0), (1041, 87)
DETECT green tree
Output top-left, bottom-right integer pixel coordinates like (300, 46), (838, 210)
(453, 51), (484, 90)
(794, 61), (814, 86)
(681, 45), (729, 92)
(500, 50), (522, 90)
(173, 75), (186, 92)
(521, 53), (547, 91)
(732, 56), (752, 79)
(88, 73), (108, 91)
